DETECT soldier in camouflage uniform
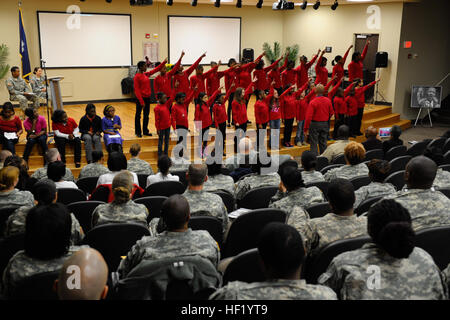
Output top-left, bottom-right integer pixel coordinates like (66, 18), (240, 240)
(1, 203), (85, 298)
(117, 195), (219, 278)
(127, 144), (154, 175)
(423, 146), (450, 189)
(31, 148), (75, 182)
(269, 167), (325, 216)
(0, 166), (34, 209)
(302, 179), (367, 255)
(5, 66), (39, 113)
(4, 179), (84, 244)
(353, 159), (396, 208)
(210, 223), (337, 300)
(301, 150), (325, 184)
(78, 158), (110, 180)
(318, 199), (448, 300)
(203, 160), (235, 195)
(381, 156), (450, 231)
(444, 264), (450, 290)
(324, 142), (369, 182)
(29, 68), (49, 101)
(91, 171), (148, 227)
(169, 156), (191, 172)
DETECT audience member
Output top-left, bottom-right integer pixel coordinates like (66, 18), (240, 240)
(51, 110), (82, 168)
(225, 137), (257, 172)
(362, 126), (382, 151)
(301, 150), (325, 184)
(423, 146), (450, 189)
(31, 148), (75, 182)
(78, 150), (110, 180)
(96, 152), (139, 186)
(146, 155), (180, 187)
(4, 155), (36, 191)
(318, 199), (448, 300)
(324, 141), (369, 181)
(320, 125), (351, 162)
(0, 102), (23, 154)
(22, 107), (48, 163)
(203, 159), (235, 195)
(47, 161), (78, 189)
(0, 166), (34, 209)
(79, 104), (103, 164)
(127, 143), (154, 175)
(382, 125), (403, 154)
(0, 150), (12, 169)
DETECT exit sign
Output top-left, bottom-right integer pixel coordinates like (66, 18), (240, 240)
(404, 41), (412, 49)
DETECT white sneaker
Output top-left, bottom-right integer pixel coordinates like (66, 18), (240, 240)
(296, 141), (302, 147)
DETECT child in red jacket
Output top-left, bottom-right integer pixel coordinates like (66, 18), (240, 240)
(154, 92), (174, 157)
(171, 90), (194, 158)
(254, 86), (274, 151)
(194, 89), (220, 157)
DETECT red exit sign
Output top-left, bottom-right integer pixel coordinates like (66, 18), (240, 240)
(404, 41), (412, 49)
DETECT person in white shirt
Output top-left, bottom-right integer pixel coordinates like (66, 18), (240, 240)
(146, 155), (179, 188)
(97, 151), (138, 186)
(47, 161), (78, 189)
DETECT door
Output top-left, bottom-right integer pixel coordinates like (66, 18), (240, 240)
(354, 34), (379, 103)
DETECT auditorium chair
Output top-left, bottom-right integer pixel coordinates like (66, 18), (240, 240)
(406, 140), (431, 157)
(316, 156), (329, 171)
(89, 185), (111, 202)
(0, 233), (25, 278)
(76, 176), (99, 195)
(303, 236), (371, 284)
(211, 191), (235, 213)
(83, 223), (150, 272)
(137, 174), (149, 189)
(8, 270), (59, 300)
(237, 186), (278, 209)
(384, 145), (407, 161)
(134, 196), (168, 224)
(0, 207), (18, 238)
(439, 164), (450, 172)
(415, 225), (450, 270)
(142, 180), (186, 197)
(305, 202), (332, 219)
(320, 164), (343, 175)
(427, 137), (446, 150)
(354, 196), (383, 216)
(56, 188), (87, 205)
(444, 151), (450, 165)
(389, 155), (412, 174)
(443, 138), (450, 154)
(170, 170), (188, 187)
(383, 170), (405, 191)
(223, 248), (265, 285)
(437, 188), (450, 199)
(332, 154), (346, 165)
(365, 149), (384, 161)
(67, 200), (104, 234)
(305, 181), (330, 200)
(188, 216), (223, 249)
(349, 176), (372, 191)
(222, 208), (286, 259)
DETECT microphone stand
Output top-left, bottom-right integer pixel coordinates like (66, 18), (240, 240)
(41, 60), (54, 140)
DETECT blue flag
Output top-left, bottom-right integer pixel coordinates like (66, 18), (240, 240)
(19, 8), (31, 82)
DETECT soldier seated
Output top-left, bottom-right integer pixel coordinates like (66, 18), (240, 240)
(127, 143), (153, 176)
(5, 66), (39, 115)
(78, 150), (110, 180)
(31, 148), (75, 182)
(318, 199), (448, 300)
(47, 161), (78, 190)
(210, 222), (337, 300)
(301, 150), (325, 184)
(203, 158), (235, 195)
(146, 155), (180, 188)
(423, 146), (450, 189)
(0, 166), (34, 209)
(324, 141), (369, 182)
(117, 194), (219, 279)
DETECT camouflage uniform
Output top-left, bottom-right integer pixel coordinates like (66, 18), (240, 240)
(117, 229), (220, 278)
(443, 263), (450, 290)
(269, 187), (325, 216)
(324, 163), (369, 182)
(31, 165), (75, 182)
(91, 200), (149, 227)
(29, 75), (48, 101)
(286, 205), (311, 239)
(4, 205), (84, 244)
(303, 213), (368, 255)
(354, 182), (396, 208)
(169, 157), (191, 173)
(78, 163), (110, 180)
(127, 158), (154, 176)
(5, 76), (40, 111)
(318, 243), (448, 300)
(320, 139), (350, 162)
(382, 188), (450, 231)
(2, 246), (85, 298)
(224, 151), (258, 172)
(433, 168), (450, 189)
(302, 170), (325, 185)
(0, 189), (34, 209)
(203, 174), (236, 195)
(235, 173), (280, 201)
(210, 279), (337, 300)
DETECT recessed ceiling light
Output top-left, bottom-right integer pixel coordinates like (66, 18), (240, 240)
(347, 0), (374, 2)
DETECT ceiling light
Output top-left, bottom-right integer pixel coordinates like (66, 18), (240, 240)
(257, 0), (263, 8)
(301, 0), (307, 9)
(313, 0), (320, 10)
(331, 0), (338, 10)
(236, 0), (242, 8)
(166, 0), (173, 5)
(214, 0), (220, 7)
(191, 0), (197, 5)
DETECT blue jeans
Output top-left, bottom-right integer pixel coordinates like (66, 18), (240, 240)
(295, 120), (305, 144)
(269, 119), (281, 149)
(1, 136), (18, 154)
(23, 134), (48, 162)
(158, 128), (170, 157)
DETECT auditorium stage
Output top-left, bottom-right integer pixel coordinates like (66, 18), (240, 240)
(14, 97), (411, 178)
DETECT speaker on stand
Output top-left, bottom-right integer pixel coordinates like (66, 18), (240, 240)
(374, 51), (388, 104)
(242, 48), (254, 62)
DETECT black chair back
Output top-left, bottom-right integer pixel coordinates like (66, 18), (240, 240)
(316, 156), (329, 171)
(211, 191), (235, 213)
(305, 202), (332, 219)
(437, 188), (450, 200)
(389, 155), (412, 174)
(223, 248), (265, 285)
(305, 181), (330, 200)
(170, 170), (188, 187)
(365, 149), (384, 161)
(0, 233), (25, 278)
(349, 176), (372, 191)
(444, 150), (450, 165)
(90, 185), (111, 202)
(57, 188), (87, 205)
(320, 164), (344, 175)
(439, 164), (450, 173)
(427, 137), (446, 150)
(76, 177), (99, 195)
(304, 236), (371, 284)
(0, 207), (19, 237)
(354, 196), (383, 216)
(238, 186), (279, 209)
(67, 200), (104, 234)
(134, 196), (168, 224)
(9, 270), (59, 300)
(443, 138), (450, 153)
(415, 226), (450, 270)
(137, 174), (149, 189)
(384, 145), (407, 161)
(188, 216), (223, 249)
(84, 223), (150, 272)
(142, 181), (186, 197)
(383, 170), (405, 191)
(222, 208), (286, 258)
(406, 140), (430, 157)
(332, 154), (346, 165)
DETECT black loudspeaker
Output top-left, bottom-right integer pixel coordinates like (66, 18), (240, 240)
(375, 51), (388, 68)
(243, 48), (254, 62)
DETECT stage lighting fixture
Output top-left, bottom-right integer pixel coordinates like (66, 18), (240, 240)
(257, 0), (263, 8)
(331, 0), (338, 10)
(106, 0), (112, 3)
(236, 0), (242, 8)
(313, 0), (320, 9)
(167, 0), (173, 5)
(300, 1), (307, 9)
(214, 0), (221, 7)
(276, 1), (282, 9)
(191, 0), (197, 5)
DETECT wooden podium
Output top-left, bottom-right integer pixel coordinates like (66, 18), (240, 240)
(48, 76), (64, 111)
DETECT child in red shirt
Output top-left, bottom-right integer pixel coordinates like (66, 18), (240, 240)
(254, 87), (274, 151)
(154, 92), (174, 157)
(213, 86), (233, 156)
(194, 89), (220, 157)
(51, 109), (81, 167)
(171, 90), (194, 158)
(0, 102), (22, 154)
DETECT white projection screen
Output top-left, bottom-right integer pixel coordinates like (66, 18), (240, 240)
(168, 16), (241, 65)
(37, 11), (132, 68)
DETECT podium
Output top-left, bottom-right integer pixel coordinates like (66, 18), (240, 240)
(48, 76), (64, 111)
